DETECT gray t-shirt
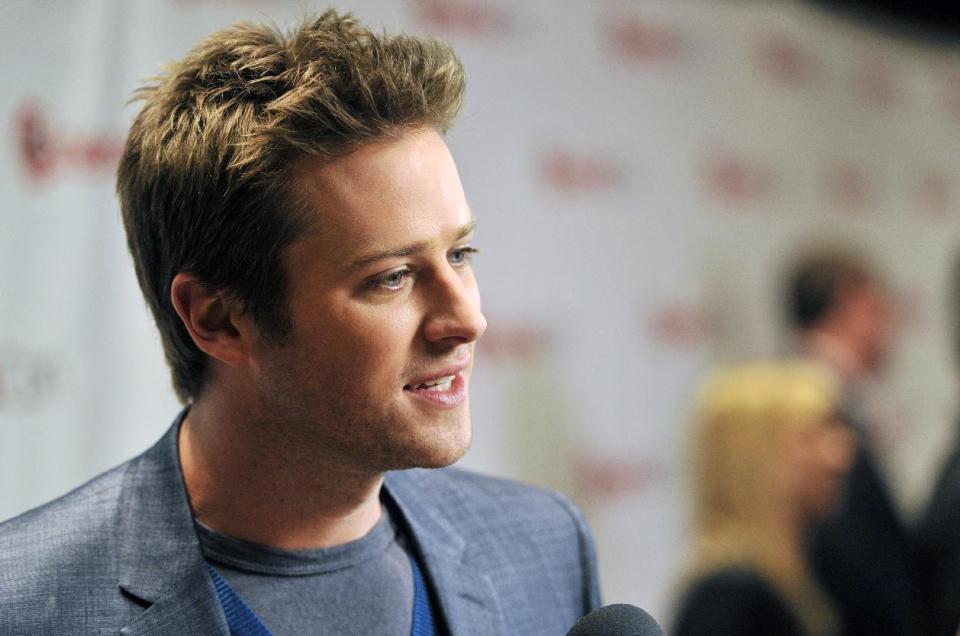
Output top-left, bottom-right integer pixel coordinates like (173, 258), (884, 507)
(196, 507), (414, 635)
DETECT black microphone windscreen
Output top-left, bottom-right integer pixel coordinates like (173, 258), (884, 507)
(566, 604), (665, 636)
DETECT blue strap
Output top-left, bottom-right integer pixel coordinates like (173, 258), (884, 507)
(409, 551), (437, 636)
(208, 551), (436, 636)
(209, 567), (273, 636)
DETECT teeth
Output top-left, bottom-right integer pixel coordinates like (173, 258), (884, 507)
(418, 375), (455, 391)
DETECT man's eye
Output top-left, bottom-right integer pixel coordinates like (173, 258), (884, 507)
(449, 246), (479, 266)
(371, 269), (411, 291)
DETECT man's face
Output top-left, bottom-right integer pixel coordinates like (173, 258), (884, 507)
(248, 128), (486, 473)
(843, 282), (894, 373)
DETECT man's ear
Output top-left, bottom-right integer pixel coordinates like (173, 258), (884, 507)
(170, 273), (248, 367)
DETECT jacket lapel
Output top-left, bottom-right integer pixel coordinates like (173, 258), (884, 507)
(115, 413), (228, 635)
(119, 564), (227, 635)
(385, 470), (506, 636)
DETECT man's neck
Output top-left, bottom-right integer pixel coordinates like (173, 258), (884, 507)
(178, 395), (384, 551)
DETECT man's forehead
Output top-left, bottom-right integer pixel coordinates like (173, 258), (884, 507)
(295, 128), (449, 196)
(285, 128), (472, 267)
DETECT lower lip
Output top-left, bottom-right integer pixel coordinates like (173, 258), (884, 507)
(404, 373), (468, 409)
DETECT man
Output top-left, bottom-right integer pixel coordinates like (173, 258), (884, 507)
(914, 249), (960, 636)
(784, 251), (920, 636)
(0, 11), (601, 635)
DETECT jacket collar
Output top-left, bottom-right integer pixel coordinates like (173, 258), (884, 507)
(116, 410), (229, 634)
(384, 469), (506, 635)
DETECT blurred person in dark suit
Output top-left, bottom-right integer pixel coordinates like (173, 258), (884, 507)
(785, 251), (921, 636)
(914, 250), (960, 636)
(673, 361), (854, 636)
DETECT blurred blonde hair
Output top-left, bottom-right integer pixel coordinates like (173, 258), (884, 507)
(687, 360), (840, 635)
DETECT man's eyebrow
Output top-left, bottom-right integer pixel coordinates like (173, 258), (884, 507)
(347, 217), (477, 271)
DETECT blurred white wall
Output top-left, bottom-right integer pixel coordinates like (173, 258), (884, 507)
(2, 0), (959, 623)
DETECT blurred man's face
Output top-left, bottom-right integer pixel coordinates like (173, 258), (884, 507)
(841, 281), (894, 373)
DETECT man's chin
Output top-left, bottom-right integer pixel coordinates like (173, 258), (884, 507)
(416, 429), (472, 469)
(416, 443), (471, 469)
(394, 422), (472, 470)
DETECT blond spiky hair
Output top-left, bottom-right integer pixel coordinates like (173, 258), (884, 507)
(117, 10), (465, 402)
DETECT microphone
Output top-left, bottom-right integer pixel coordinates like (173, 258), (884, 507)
(566, 604), (665, 636)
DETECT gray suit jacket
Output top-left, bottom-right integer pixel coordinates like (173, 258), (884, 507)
(0, 418), (601, 635)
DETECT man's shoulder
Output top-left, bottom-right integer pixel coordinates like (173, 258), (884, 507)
(388, 467), (602, 626)
(392, 466), (586, 525)
(0, 458), (132, 603)
(387, 466), (595, 561)
(1, 459), (129, 544)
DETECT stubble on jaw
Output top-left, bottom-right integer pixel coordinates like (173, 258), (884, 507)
(249, 348), (475, 477)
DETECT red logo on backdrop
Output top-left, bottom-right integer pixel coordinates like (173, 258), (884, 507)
(477, 322), (550, 362)
(913, 169), (950, 216)
(647, 303), (717, 349)
(573, 455), (666, 503)
(603, 15), (685, 64)
(853, 55), (901, 110)
(754, 32), (818, 87)
(411, 0), (510, 35)
(539, 148), (624, 193)
(14, 100), (124, 185)
(701, 151), (775, 206)
(16, 102), (56, 181)
(823, 161), (870, 211)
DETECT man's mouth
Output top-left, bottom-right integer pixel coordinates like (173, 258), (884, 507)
(402, 366), (469, 409)
(403, 357), (470, 392)
(410, 375), (456, 392)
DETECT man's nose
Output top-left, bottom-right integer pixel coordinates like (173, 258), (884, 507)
(421, 267), (487, 345)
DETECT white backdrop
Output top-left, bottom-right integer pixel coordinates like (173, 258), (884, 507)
(3, 0), (960, 624)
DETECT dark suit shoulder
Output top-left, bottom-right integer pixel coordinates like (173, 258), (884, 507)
(673, 568), (801, 636)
